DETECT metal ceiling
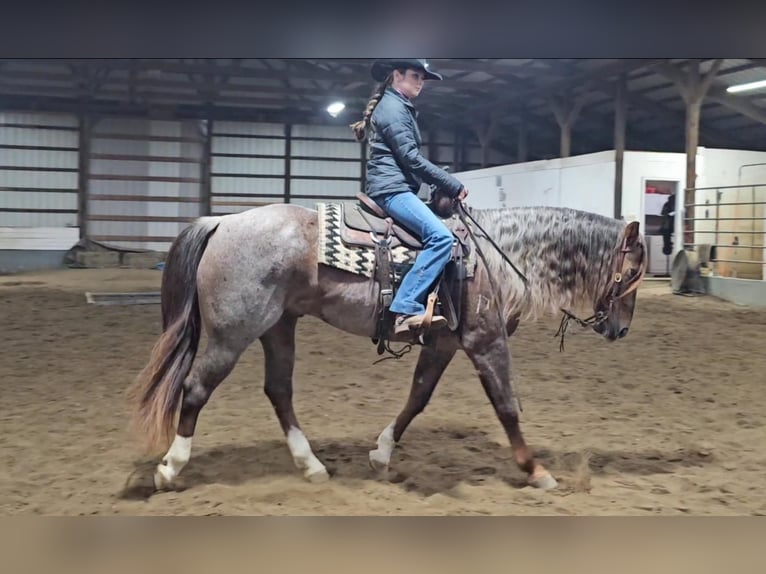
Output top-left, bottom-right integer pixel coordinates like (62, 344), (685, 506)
(1, 58), (765, 162)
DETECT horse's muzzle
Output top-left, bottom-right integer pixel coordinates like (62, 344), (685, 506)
(618, 327), (629, 339)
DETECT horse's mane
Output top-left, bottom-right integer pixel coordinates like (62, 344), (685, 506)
(469, 206), (629, 322)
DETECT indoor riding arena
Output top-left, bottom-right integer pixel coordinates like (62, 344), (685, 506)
(2, 58), (765, 516)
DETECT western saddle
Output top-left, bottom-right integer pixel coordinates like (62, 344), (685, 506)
(340, 192), (472, 355)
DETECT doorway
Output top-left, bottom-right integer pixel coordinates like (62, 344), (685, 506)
(643, 179), (678, 277)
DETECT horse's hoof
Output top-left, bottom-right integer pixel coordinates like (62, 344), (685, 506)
(305, 467), (330, 483)
(368, 449), (390, 473)
(528, 472), (558, 490)
(152, 462), (189, 491)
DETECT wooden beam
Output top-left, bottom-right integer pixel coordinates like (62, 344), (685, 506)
(200, 117), (213, 216)
(517, 118), (528, 163)
(706, 87), (766, 126)
(659, 60), (723, 245)
(475, 59), (666, 115)
(614, 74), (627, 219)
(549, 93), (587, 158)
(284, 123), (292, 203)
(77, 113), (91, 239)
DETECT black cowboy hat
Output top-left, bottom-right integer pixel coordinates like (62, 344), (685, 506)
(370, 59), (443, 82)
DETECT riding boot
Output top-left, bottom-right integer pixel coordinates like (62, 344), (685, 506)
(393, 313), (448, 335)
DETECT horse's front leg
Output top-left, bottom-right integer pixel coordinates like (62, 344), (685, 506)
(369, 334), (458, 473)
(462, 332), (558, 489)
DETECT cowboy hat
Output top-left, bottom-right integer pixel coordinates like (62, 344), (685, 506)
(370, 59), (443, 82)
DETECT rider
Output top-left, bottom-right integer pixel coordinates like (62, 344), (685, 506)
(350, 58), (469, 336)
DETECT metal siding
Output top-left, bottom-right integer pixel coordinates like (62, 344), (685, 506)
(290, 179), (358, 196)
(290, 159), (360, 178)
(87, 117), (204, 250)
(289, 197), (323, 210)
(211, 177), (284, 196)
(0, 103), (78, 231)
(0, 170), (78, 189)
(212, 136), (285, 155)
(0, 111), (78, 127)
(291, 124), (350, 139)
(214, 121), (284, 136)
(212, 156), (285, 175)
(0, 212), (77, 227)
(291, 139), (359, 159)
(210, 122), (288, 212)
(210, 195), (277, 215)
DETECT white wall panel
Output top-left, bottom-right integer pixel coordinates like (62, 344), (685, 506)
(290, 159), (360, 178)
(211, 177), (284, 196)
(0, 127), (78, 148)
(0, 212), (76, 227)
(214, 121), (284, 136)
(212, 136), (285, 155)
(212, 156), (284, 175)
(85, 116), (203, 250)
(0, 192), (76, 210)
(0, 170), (79, 189)
(291, 140), (359, 159)
(291, 179), (358, 196)
(0, 110), (80, 229)
(292, 124), (350, 139)
(2, 149), (78, 169)
(1, 111), (78, 127)
(0, 226), (79, 250)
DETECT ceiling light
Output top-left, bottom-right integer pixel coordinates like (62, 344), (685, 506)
(726, 79), (766, 94)
(326, 101), (345, 117)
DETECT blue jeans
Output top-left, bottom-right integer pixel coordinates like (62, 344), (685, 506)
(374, 191), (454, 316)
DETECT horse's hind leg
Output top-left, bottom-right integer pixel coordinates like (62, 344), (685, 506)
(154, 335), (246, 490)
(463, 334), (558, 490)
(260, 313), (329, 482)
(369, 335), (457, 473)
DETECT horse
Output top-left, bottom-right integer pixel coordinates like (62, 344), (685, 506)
(127, 190), (647, 493)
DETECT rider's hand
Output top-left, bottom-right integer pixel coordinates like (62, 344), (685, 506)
(457, 187), (469, 201)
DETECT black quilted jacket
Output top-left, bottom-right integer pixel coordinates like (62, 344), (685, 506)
(365, 87), (463, 199)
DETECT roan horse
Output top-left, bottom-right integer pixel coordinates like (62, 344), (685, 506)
(128, 190), (647, 493)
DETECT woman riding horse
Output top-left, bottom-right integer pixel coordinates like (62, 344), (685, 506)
(351, 58), (469, 336)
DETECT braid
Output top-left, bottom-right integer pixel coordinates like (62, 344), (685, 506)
(350, 76), (391, 142)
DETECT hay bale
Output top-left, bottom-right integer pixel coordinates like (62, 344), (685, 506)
(74, 251), (120, 268)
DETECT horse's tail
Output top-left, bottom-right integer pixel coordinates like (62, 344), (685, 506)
(128, 216), (221, 454)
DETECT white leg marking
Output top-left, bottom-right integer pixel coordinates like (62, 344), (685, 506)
(369, 421), (396, 471)
(287, 427), (328, 482)
(154, 434), (192, 490)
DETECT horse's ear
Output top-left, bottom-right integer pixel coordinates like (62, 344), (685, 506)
(624, 221), (640, 247)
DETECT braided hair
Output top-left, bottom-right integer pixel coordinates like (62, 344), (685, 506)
(350, 72), (394, 142)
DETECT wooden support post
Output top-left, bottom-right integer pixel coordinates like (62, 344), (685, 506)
(473, 114), (498, 168)
(550, 93), (587, 159)
(459, 131), (467, 171)
(660, 59), (723, 248)
(77, 113), (91, 239)
(284, 122), (292, 203)
(427, 128), (439, 164)
(200, 117), (213, 216)
(613, 73), (627, 220)
(452, 127), (461, 172)
(517, 118), (528, 163)
(559, 123), (572, 158)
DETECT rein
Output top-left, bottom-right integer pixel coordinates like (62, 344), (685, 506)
(457, 203), (528, 287)
(456, 201), (527, 412)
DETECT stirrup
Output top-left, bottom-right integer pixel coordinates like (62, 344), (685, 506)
(393, 313), (448, 335)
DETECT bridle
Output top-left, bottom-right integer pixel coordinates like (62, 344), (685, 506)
(435, 189), (647, 355)
(554, 230), (647, 351)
